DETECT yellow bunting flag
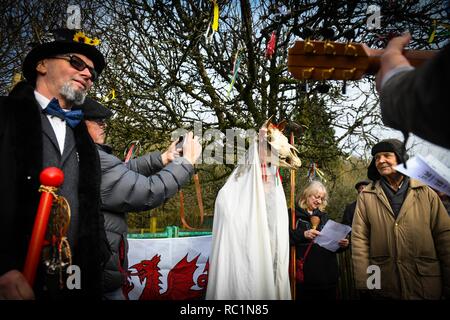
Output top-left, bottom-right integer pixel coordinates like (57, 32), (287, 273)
(102, 88), (116, 103)
(428, 20), (437, 44)
(212, 0), (219, 31)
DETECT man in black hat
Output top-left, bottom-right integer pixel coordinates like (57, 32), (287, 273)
(81, 98), (201, 299)
(0, 29), (110, 299)
(351, 139), (450, 300)
(341, 180), (370, 227)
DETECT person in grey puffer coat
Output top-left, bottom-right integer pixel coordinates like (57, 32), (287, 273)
(80, 98), (202, 299)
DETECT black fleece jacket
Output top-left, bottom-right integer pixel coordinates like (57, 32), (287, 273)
(289, 207), (346, 287)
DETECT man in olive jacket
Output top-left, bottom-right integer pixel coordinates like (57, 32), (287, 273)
(352, 139), (450, 299)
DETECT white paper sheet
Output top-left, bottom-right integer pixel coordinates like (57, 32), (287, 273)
(395, 154), (450, 196)
(314, 220), (351, 252)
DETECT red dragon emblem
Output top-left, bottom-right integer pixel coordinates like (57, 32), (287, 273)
(123, 254), (209, 300)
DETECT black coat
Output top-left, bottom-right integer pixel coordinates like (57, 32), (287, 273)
(341, 201), (356, 227)
(380, 43), (450, 149)
(289, 207), (342, 287)
(0, 81), (110, 299)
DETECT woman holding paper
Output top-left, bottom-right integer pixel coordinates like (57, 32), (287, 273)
(289, 180), (349, 300)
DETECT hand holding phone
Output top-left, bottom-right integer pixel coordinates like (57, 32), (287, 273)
(176, 136), (184, 156)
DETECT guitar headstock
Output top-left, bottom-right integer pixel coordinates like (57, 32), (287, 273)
(288, 40), (376, 81)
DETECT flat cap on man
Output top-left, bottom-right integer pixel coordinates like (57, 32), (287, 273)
(78, 97), (113, 120)
(367, 139), (409, 181)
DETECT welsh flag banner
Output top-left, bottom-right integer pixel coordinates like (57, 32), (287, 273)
(123, 235), (211, 300)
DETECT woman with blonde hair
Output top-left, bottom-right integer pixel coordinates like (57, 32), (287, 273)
(290, 180), (349, 300)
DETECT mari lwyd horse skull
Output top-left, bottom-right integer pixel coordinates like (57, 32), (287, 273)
(262, 119), (301, 170)
(207, 118), (299, 299)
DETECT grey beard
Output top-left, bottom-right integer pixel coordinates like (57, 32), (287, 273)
(60, 82), (87, 106)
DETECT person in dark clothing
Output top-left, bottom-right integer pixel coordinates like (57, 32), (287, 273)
(376, 33), (450, 149)
(436, 191), (450, 216)
(81, 98), (202, 299)
(290, 181), (349, 301)
(341, 180), (370, 227)
(0, 28), (110, 299)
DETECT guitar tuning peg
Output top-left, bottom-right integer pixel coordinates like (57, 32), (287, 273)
(342, 29), (355, 42)
(343, 68), (357, 79)
(302, 67), (314, 79)
(320, 27), (335, 40)
(321, 27), (337, 55)
(321, 68), (335, 79)
(301, 27), (315, 53)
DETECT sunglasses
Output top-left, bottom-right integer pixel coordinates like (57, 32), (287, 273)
(86, 119), (107, 127)
(93, 119), (107, 127)
(50, 55), (98, 81)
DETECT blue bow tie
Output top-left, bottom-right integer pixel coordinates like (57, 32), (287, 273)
(43, 98), (84, 128)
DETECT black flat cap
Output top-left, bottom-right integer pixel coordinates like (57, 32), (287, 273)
(367, 139), (409, 181)
(78, 97), (113, 120)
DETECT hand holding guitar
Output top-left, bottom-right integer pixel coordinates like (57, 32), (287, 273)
(287, 37), (436, 82)
(376, 33), (413, 91)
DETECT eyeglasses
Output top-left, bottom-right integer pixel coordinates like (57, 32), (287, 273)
(89, 119), (107, 127)
(94, 120), (107, 127)
(50, 55), (98, 81)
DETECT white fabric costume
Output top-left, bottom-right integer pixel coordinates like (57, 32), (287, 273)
(206, 139), (291, 300)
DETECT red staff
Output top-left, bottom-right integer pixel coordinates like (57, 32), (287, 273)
(23, 167), (64, 286)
